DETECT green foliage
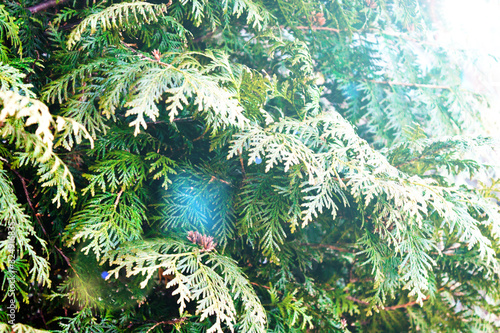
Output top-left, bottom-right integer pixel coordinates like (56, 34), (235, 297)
(0, 91), (92, 206)
(0, 64), (34, 98)
(0, 4), (21, 62)
(106, 238), (266, 333)
(268, 287), (313, 330)
(1, 0), (500, 332)
(64, 191), (147, 260)
(0, 322), (50, 333)
(66, 2), (169, 49)
(160, 162), (236, 245)
(0, 169), (50, 295)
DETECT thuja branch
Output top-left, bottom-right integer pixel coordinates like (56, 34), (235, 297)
(346, 294), (435, 311)
(250, 282), (270, 290)
(346, 296), (370, 306)
(384, 297), (429, 310)
(301, 242), (355, 253)
(145, 318), (187, 333)
(296, 26), (341, 33)
(146, 117), (195, 125)
(121, 41), (172, 68)
(393, 146), (449, 168)
(28, 0), (70, 14)
(208, 176), (233, 187)
(11, 168), (48, 235)
(368, 79), (452, 90)
(250, 282), (299, 302)
(10, 165), (81, 278)
(114, 189), (124, 208)
(293, 25), (445, 49)
(384, 288), (445, 310)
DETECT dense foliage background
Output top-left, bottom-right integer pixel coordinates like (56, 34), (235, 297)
(1, 0), (500, 332)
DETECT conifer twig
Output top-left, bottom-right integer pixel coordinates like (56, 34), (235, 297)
(12, 168), (48, 235)
(28, 0), (70, 14)
(368, 80), (452, 90)
(346, 296), (370, 305)
(384, 297), (428, 310)
(293, 25), (443, 49)
(347, 295), (432, 310)
(393, 146), (449, 168)
(301, 242), (354, 253)
(11, 166), (80, 278)
(250, 282), (298, 301)
(209, 175), (232, 186)
(250, 282), (270, 290)
(193, 30), (216, 43)
(383, 287), (445, 310)
(120, 41), (172, 68)
(239, 151), (246, 179)
(348, 287), (446, 311)
(146, 117), (195, 125)
(114, 189), (124, 208)
(146, 318), (187, 333)
(295, 26), (341, 32)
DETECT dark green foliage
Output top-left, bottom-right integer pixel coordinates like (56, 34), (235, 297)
(1, 0), (500, 332)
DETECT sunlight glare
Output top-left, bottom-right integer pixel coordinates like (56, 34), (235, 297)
(440, 0), (500, 53)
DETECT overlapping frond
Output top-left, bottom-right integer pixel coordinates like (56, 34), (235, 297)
(0, 91), (92, 205)
(0, 63), (34, 98)
(106, 238), (267, 333)
(0, 170), (51, 292)
(66, 2), (169, 49)
(0, 5), (21, 61)
(228, 103), (500, 304)
(64, 191), (146, 260)
(160, 163), (236, 244)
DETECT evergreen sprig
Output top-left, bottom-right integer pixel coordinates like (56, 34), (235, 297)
(106, 238), (267, 333)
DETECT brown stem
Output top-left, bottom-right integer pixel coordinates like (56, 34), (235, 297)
(208, 175), (233, 187)
(54, 245), (81, 279)
(28, 0), (70, 14)
(346, 296), (370, 305)
(250, 282), (270, 290)
(384, 287), (445, 310)
(250, 282), (299, 302)
(40, 309), (47, 328)
(301, 242), (354, 253)
(394, 155), (427, 169)
(192, 129), (207, 142)
(296, 26), (341, 33)
(11, 166), (81, 278)
(146, 318), (187, 333)
(368, 79), (452, 90)
(348, 292), (438, 310)
(393, 146), (449, 169)
(193, 30), (216, 43)
(121, 42), (172, 68)
(146, 117), (195, 125)
(114, 189), (124, 208)
(239, 151), (246, 179)
(173, 117), (194, 122)
(384, 297), (428, 310)
(293, 25), (440, 48)
(11, 168), (48, 235)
